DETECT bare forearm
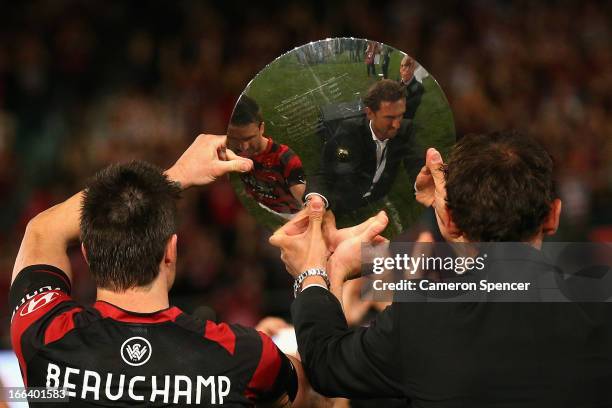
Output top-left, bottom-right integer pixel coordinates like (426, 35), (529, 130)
(12, 192), (83, 283)
(11, 161), (184, 286)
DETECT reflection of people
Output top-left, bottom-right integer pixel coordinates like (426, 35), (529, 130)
(271, 132), (612, 406)
(347, 38), (359, 62)
(399, 55), (424, 120)
(381, 46), (392, 79)
(9, 135), (316, 406)
(228, 95), (306, 216)
(308, 79), (422, 212)
(365, 41), (380, 77)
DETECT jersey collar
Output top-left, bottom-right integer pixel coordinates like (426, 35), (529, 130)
(94, 301), (183, 323)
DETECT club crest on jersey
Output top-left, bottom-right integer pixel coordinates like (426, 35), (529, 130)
(19, 291), (61, 316)
(121, 337), (152, 366)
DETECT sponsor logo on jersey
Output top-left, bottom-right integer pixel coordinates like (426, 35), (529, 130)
(19, 291), (61, 317)
(121, 337), (152, 367)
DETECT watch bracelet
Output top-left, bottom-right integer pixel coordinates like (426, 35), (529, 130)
(293, 268), (330, 298)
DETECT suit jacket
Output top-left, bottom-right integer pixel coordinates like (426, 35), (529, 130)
(309, 116), (422, 212)
(291, 244), (612, 407)
(401, 77), (424, 120)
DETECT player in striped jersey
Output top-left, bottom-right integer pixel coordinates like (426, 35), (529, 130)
(228, 95), (306, 216)
(10, 135), (315, 406)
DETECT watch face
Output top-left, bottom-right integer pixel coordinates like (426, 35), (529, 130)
(228, 37), (455, 237)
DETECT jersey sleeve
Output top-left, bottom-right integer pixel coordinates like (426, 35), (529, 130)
(245, 330), (298, 403)
(280, 148), (305, 187)
(9, 264), (72, 315)
(9, 264), (81, 386)
(225, 323), (298, 403)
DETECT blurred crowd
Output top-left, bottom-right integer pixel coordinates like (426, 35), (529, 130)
(1, 0), (611, 348)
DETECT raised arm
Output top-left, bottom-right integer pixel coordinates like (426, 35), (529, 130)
(11, 192), (82, 284)
(11, 134), (253, 285)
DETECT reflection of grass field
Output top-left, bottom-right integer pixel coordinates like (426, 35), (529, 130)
(234, 42), (455, 235)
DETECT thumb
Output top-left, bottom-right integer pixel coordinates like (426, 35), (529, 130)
(360, 211), (388, 243)
(214, 157), (253, 175)
(363, 220), (387, 242)
(426, 148), (446, 193)
(374, 210), (388, 226)
(225, 148), (250, 164)
(307, 196), (325, 234)
(268, 232), (283, 248)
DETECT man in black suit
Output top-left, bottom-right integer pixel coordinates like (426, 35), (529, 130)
(399, 55), (424, 120)
(308, 79), (422, 213)
(271, 131), (612, 407)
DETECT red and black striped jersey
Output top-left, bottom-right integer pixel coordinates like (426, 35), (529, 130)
(240, 138), (305, 214)
(9, 265), (297, 407)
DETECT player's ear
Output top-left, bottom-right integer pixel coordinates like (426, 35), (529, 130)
(259, 121), (265, 136)
(365, 107), (374, 121)
(543, 199), (562, 236)
(81, 243), (89, 265)
(164, 234), (178, 266)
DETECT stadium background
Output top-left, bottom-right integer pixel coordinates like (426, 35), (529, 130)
(1, 0), (611, 353)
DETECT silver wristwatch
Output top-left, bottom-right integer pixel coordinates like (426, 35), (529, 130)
(293, 268), (330, 298)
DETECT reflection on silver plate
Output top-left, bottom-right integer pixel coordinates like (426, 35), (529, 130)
(228, 38), (455, 237)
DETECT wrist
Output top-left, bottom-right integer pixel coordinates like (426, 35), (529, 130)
(328, 257), (351, 284)
(164, 165), (189, 190)
(302, 275), (327, 288)
(293, 268), (330, 298)
(34, 192), (83, 243)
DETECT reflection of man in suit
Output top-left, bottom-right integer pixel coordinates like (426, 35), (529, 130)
(308, 80), (422, 213)
(399, 55), (424, 120)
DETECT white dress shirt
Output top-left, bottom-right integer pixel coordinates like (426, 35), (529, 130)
(363, 120), (389, 198)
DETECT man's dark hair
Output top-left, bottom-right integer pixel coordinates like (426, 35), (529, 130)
(230, 94), (263, 126)
(445, 130), (556, 242)
(363, 79), (406, 112)
(81, 161), (181, 291)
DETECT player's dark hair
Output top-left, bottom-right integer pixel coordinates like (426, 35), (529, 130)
(363, 79), (406, 112)
(445, 130), (556, 242)
(230, 94), (263, 126)
(81, 161), (181, 291)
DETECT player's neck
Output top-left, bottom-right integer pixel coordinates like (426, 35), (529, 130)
(96, 277), (170, 313)
(257, 136), (269, 154)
